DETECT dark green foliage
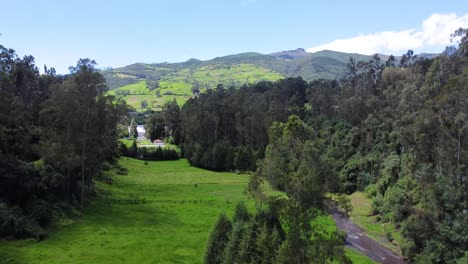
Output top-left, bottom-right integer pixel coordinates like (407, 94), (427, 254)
(204, 213), (232, 264)
(254, 224), (281, 264)
(255, 115), (337, 209)
(205, 200), (348, 264)
(118, 141), (179, 161)
(234, 146), (253, 172)
(146, 99), (181, 144)
(181, 78), (307, 171)
(40, 59), (126, 208)
(211, 141), (229, 170)
(233, 202), (250, 223)
(0, 45), (125, 239)
(140, 148), (179, 160)
(115, 166), (128, 175)
(29, 200), (53, 227)
(222, 221), (246, 264)
(0, 202), (46, 240)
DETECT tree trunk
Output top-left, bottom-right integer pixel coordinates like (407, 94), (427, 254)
(81, 121), (88, 208)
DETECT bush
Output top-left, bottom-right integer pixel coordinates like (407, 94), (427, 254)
(335, 194), (353, 217)
(0, 202), (47, 240)
(115, 165), (128, 175)
(101, 161), (112, 171)
(370, 194), (384, 215)
(30, 200), (53, 226)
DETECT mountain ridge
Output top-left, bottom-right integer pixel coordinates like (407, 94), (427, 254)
(101, 49), (439, 110)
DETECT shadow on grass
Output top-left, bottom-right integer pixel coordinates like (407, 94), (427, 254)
(82, 196), (184, 230)
(0, 243), (30, 264)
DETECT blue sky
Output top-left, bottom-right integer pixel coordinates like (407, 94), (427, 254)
(1, 0), (467, 73)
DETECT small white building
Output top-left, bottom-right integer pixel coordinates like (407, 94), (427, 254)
(136, 125), (146, 138)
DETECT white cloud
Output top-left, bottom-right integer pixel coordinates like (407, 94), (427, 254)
(307, 13), (468, 55)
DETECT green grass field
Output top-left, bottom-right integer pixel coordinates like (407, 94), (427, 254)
(118, 138), (135, 148)
(0, 159), (373, 264)
(108, 81), (191, 111)
(0, 159), (252, 264)
(345, 247), (376, 264)
(162, 64), (283, 87)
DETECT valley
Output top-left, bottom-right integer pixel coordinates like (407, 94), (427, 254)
(1, 3), (467, 263)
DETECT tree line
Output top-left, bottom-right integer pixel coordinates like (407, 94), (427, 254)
(0, 46), (126, 239)
(118, 141), (179, 161)
(178, 78), (306, 171)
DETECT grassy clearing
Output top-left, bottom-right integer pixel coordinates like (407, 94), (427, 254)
(348, 192), (404, 254)
(345, 247), (377, 264)
(118, 138), (135, 148)
(109, 81), (191, 111)
(0, 158), (252, 264)
(158, 82), (193, 95)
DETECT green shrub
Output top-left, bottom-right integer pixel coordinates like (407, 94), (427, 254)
(116, 166), (128, 175)
(30, 200), (53, 226)
(0, 202), (47, 240)
(101, 161), (112, 171)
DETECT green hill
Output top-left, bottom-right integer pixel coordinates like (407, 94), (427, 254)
(101, 50), (376, 110)
(105, 61), (284, 111)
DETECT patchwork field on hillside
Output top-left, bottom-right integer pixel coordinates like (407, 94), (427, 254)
(106, 63), (284, 111)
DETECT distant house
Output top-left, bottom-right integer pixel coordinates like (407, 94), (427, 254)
(136, 125), (146, 138)
(153, 139), (165, 147)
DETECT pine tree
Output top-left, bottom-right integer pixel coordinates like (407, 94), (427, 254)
(205, 213), (232, 264)
(233, 202), (250, 223)
(129, 118), (137, 139)
(222, 221), (245, 264)
(237, 221), (257, 264)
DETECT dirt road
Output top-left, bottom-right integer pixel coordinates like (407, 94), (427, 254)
(331, 208), (406, 264)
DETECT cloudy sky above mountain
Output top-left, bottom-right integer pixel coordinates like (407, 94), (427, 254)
(307, 13), (468, 55)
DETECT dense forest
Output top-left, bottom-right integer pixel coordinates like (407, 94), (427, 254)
(0, 47), (127, 238)
(178, 29), (468, 263)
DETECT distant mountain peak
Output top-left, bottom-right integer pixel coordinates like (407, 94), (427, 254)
(270, 48), (310, 60)
(185, 58), (201, 63)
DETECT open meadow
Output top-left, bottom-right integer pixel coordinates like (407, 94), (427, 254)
(0, 159), (252, 264)
(0, 158), (373, 264)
